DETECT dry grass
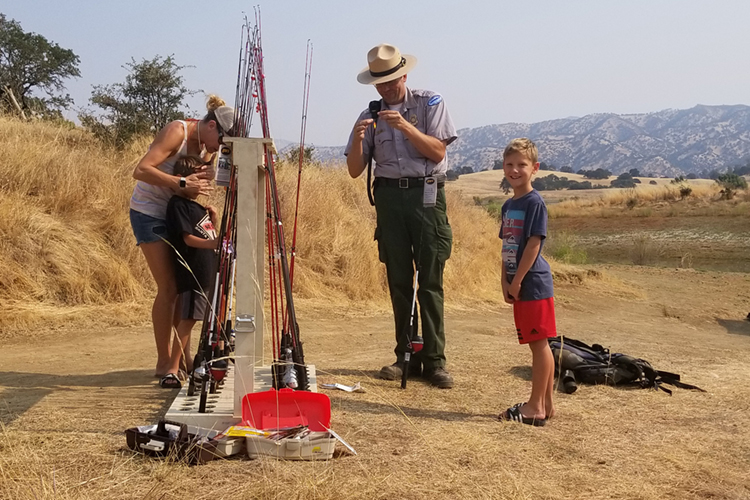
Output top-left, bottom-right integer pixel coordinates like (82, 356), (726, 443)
(449, 168), (716, 200)
(274, 161), (505, 309)
(547, 184), (750, 219)
(2, 118), (750, 499)
(0, 117), (153, 333)
(0, 117), (520, 334)
(1, 267), (749, 500)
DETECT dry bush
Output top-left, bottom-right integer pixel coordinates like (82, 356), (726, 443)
(0, 117), (153, 332)
(549, 183), (724, 218)
(2, 116), (600, 334)
(630, 234), (665, 265)
(543, 231), (588, 264)
(0, 118), (510, 333)
(274, 162), (504, 308)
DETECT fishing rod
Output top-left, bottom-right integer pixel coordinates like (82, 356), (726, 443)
(288, 40), (313, 288)
(189, 160), (238, 410)
(251, 9), (309, 391)
(401, 204), (427, 389)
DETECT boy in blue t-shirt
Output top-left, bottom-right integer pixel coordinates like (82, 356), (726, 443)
(498, 138), (557, 427)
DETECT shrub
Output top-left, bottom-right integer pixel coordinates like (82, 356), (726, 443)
(670, 175), (686, 184)
(630, 234), (665, 265)
(716, 173), (747, 190)
(649, 180), (657, 185)
(567, 180), (593, 190)
(580, 168), (611, 180)
(612, 177), (636, 188)
(679, 186), (693, 199)
(544, 231), (588, 264)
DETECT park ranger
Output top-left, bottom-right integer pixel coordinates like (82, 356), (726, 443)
(345, 43), (458, 388)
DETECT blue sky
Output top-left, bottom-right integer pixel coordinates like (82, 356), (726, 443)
(4, 0), (750, 146)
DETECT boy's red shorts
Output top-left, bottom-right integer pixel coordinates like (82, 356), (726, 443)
(513, 297), (557, 344)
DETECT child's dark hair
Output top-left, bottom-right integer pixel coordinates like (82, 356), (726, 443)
(174, 155), (210, 178)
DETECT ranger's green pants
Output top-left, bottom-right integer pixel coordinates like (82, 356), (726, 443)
(373, 183), (453, 370)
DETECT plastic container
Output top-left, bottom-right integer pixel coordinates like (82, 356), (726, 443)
(245, 431), (336, 460)
(241, 388), (336, 460)
(241, 388), (331, 431)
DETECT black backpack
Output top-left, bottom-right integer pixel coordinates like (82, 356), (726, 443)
(548, 336), (705, 395)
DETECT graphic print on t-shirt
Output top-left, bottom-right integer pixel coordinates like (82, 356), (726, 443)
(196, 213), (216, 241)
(502, 209), (525, 276)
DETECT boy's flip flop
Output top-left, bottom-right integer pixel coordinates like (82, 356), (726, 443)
(159, 373), (182, 389)
(499, 403), (547, 427)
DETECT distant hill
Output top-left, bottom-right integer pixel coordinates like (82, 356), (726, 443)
(449, 104), (750, 176)
(298, 104), (750, 176)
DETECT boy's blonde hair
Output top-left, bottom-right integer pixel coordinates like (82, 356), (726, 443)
(503, 138), (538, 164)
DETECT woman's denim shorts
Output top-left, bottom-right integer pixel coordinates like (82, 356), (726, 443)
(130, 209), (168, 245)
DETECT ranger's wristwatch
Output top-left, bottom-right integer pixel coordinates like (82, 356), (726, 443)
(179, 177), (187, 189)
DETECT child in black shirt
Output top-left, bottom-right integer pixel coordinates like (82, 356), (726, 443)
(161, 156), (219, 388)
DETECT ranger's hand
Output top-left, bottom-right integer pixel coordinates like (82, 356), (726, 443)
(378, 110), (410, 131)
(352, 119), (374, 142)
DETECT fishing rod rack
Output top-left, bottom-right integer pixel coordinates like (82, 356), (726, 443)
(165, 137), (317, 430)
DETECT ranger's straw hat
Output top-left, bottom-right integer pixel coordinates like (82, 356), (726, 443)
(357, 43), (417, 85)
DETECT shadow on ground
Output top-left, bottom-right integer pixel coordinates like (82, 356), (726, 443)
(508, 365), (532, 381)
(0, 369), (172, 427)
(332, 396), (496, 422)
(716, 318), (750, 336)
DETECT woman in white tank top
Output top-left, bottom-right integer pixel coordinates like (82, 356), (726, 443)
(129, 95), (234, 379)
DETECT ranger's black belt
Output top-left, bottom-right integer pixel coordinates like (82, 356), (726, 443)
(374, 177), (445, 189)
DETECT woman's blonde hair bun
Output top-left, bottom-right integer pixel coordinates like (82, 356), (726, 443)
(206, 94), (226, 111)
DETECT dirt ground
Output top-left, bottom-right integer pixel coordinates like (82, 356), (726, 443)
(2, 265), (750, 499)
(549, 215), (750, 273)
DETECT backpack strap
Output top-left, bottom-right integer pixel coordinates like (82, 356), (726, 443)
(655, 370), (706, 392)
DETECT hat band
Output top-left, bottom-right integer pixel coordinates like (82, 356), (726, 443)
(369, 57), (406, 78)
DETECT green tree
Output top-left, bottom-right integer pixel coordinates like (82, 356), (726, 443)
(539, 162), (556, 171)
(611, 172), (636, 188)
(80, 55), (195, 147)
(580, 168), (611, 180)
(285, 145), (316, 164)
(0, 14), (80, 119)
(716, 173), (747, 190)
(500, 177), (511, 194)
(492, 159), (503, 170)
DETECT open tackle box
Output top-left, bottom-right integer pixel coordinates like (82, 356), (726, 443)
(238, 388), (338, 460)
(125, 419), (244, 464)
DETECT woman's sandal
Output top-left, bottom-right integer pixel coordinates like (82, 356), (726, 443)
(498, 403), (547, 427)
(159, 373), (182, 389)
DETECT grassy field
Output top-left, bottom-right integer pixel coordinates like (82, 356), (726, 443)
(2, 117), (750, 499)
(449, 168), (717, 204)
(448, 169), (750, 274)
(2, 266), (749, 499)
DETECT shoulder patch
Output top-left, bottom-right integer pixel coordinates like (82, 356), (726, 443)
(427, 94), (443, 106)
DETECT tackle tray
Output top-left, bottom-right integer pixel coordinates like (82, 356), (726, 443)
(125, 420), (245, 465)
(240, 388), (336, 460)
(241, 388), (331, 431)
(245, 431), (336, 460)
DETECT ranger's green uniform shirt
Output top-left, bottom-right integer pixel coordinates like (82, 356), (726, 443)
(345, 87), (457, 177)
